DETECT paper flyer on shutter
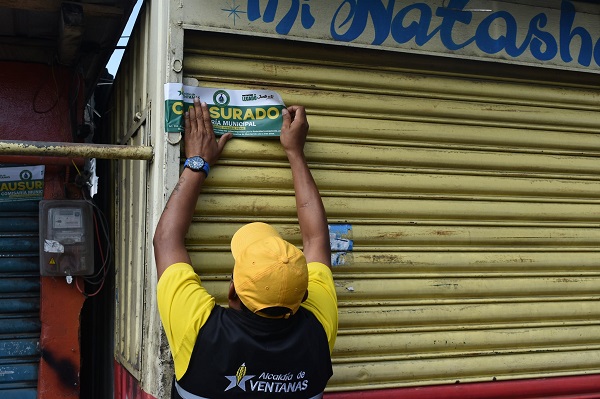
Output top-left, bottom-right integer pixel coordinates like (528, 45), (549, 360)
(164, 83), (286, 137)
(0, 165), (45, 202)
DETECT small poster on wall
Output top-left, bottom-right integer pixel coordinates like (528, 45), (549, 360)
(0, 165), (45, 202)
(164, 83), (286, 137)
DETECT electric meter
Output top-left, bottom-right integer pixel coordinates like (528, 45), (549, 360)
(39, 200), (94, 277)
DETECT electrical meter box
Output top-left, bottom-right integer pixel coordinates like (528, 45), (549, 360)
(39, 200), (94, 277)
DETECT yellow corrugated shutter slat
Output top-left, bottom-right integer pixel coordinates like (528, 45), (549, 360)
(182, 31), (600, 391)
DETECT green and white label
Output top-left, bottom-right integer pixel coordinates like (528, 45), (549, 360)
(164, 83), (286, 137)
(0, 165), (45, 202)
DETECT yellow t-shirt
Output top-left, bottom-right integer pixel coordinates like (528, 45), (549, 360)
(157, 262), (338, 380)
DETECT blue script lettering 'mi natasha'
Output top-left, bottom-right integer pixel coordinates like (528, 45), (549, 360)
(245, 0), (600, 69)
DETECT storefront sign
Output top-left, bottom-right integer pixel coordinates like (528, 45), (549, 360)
(185, 0), (600, 73)
(165, 83), (285, 137)
(0, 165), (45, 202)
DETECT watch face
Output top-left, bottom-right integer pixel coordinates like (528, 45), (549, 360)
(188, 156), (204, 170)
(185, 156), (209, 175)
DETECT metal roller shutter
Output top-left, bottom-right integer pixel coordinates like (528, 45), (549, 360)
(0, 200), (40, 399)
(182, 31), (600, 391)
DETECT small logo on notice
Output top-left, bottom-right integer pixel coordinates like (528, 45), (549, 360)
(213, 90), (231, 106)
(242, 94), (257, 101)
(20, 170), (32, 180)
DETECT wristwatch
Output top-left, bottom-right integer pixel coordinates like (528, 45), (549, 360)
(183, 156), (210, 176)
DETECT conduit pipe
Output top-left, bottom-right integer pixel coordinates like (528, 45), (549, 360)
(0, 140), (153, 161)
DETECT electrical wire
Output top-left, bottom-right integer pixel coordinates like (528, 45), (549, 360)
(75, 200), (111, 296)
(33, 60), (61, 114)
(71, 161), (113, 297)
(76, 209), (109, 297)
(78, 196), (112, 297)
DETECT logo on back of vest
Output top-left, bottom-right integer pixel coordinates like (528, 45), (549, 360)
(224, 363), (309, 394)
(224, 363), (254, 392)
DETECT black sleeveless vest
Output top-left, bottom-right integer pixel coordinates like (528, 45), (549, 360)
(171, 305), (333, 399)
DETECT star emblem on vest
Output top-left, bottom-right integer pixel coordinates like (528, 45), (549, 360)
(224, 363), (255, 391)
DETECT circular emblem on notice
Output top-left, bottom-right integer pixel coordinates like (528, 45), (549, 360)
(20, 170), (33, 180)
(213, 90), (230, 106)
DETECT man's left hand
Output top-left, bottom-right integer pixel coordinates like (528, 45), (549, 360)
(184, 97), (232, 166)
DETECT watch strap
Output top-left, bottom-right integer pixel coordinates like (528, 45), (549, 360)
(184, 156), (210, 176)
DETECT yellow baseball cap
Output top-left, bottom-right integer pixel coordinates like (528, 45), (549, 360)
(231, 222), (308, 318)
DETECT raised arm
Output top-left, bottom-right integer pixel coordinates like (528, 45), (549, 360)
(153, 98), (231, 279)
(280, 106), (331, 268)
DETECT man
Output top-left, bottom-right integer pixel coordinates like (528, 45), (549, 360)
(153, 97), (338, 399)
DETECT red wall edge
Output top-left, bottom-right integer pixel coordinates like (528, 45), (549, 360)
(0, 61), (76, 142)
(0, 155), (85, 167)
(324, 374), (600, 399)
(39, 277), (85, 398)
(38, 160), (86, 399)
(1, 61), (87, 399)
(114, 361), (157, 399)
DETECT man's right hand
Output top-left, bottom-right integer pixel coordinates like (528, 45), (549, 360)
(280, 106), (309, 156)
(279, 105), (331, 267)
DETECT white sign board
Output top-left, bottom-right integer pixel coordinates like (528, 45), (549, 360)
(181, 0), (600, 73)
